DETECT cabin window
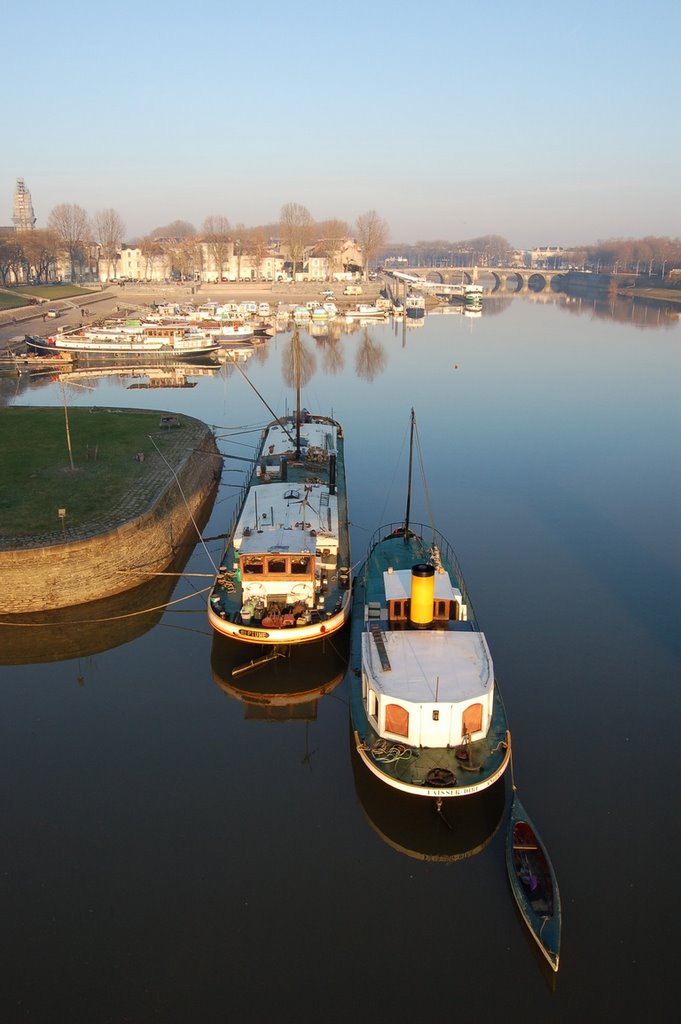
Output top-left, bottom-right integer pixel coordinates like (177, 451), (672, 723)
(385, 703), (409, 738)
(242, 556), (264, 575)
(368, 690), (378, 721)
(435, 600), (448, 620)
(462, 703), (483, 736)
(267, 556), (286, 574)
(291, 556), (311, 575)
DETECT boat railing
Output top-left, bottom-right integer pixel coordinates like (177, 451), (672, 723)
(366, 520), (479, 626)
(217, 443), (261, 570)
(217, 419), (275, 561)
(224, 477), (250, 550)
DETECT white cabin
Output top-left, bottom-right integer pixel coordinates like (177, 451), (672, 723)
(362, 566), (495, 748)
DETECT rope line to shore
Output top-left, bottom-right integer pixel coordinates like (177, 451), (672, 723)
(0, 585), (212, 628)
(147, 433), (219, 574)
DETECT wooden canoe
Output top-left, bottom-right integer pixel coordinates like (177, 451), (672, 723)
(506, 791), (561, 972)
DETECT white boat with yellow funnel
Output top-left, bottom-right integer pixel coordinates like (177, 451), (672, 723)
(349, 410), (511, 802)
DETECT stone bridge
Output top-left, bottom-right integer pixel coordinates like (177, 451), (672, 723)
(391, 266), (569, 293)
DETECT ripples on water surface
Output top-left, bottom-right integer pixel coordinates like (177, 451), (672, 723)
(1, 295), (680, 1022)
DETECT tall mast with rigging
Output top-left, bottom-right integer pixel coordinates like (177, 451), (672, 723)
(404, 407), (415, 540)
(293, 327), (302, 460)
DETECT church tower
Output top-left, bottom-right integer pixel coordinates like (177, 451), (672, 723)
(12, 178), (36, 231)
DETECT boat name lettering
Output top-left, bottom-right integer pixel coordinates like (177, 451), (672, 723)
(238, 627), (270, 639)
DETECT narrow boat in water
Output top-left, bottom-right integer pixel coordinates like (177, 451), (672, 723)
(215, 320), (254, 341)
(344, 303), (387, 319)
(0, 339), (74, 373)
(292, 305), (311, 324)
(405, 294), (426, 319)
(349, 409), (511, 802)
(464, 284), (483, 310)
(208, 335), (352, 647)
(506, 790), (561, 972)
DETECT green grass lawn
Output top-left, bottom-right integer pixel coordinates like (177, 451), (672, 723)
(0, 406), (196, 537)
(0, 292), (29, 310)
(0, 284), (101, 310)
(14, 285), (99, 300)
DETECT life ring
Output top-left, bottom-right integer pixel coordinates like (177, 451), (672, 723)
(425, 767), (456, 787)
(244, 582), (266, 597)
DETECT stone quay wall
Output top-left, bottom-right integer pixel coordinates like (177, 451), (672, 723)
(0, 419), (222, 614)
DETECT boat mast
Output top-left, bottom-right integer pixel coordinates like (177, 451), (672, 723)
(404, 408), (415, 541)
(292, 327), (302, 460)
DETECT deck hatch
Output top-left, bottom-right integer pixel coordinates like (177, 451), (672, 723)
(369, 624), (392, 672)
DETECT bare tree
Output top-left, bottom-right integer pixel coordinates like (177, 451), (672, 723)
(317, 218), (350, 277)
(0, 238), (24, 285)
(242, 226), (269, 280)
(19, 229), (60, 283)
(47, 201), (89, 282)
(232, 223), (247, 280)
(202, 215), (232, 281)
(139, 235), (167, 280)
(93, 208), (126, 281)
(151, 220), (196, 240)
(585, 235), (681, 274)
(47, 203), (90, 282)
(280, 203), (315, 279)
(166, 237), (201, 281)
(355, 210), (389, 279)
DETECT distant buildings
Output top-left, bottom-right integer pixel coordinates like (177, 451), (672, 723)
(4, 177), (368, 283)
(525, 246), (565, 269)
(102, 236), (364, 284)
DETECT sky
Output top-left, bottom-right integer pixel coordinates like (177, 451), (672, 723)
(3, 0), (679, 249)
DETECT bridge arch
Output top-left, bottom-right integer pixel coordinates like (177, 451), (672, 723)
(387, 265), (570, 296)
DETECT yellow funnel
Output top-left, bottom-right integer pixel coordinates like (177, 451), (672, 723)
(410, 563), (434, 627)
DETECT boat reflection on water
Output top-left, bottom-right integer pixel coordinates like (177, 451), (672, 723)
(211, 627), (349, 722)
(350, 734), (506, 862)
(0, 484), (218, 666)
(53, 362), (221, 388)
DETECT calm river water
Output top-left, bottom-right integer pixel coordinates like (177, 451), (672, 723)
(1, 294), (680, 1022)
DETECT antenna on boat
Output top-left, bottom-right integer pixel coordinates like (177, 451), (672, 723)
(404, 408), (415, 542)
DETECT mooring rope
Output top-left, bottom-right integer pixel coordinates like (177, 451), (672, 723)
(147, 433), (219, 573)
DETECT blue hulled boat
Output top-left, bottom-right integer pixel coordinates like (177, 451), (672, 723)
(506, 790), (562, 972)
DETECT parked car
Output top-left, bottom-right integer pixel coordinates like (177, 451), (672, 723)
(45, 309), (59, 318)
